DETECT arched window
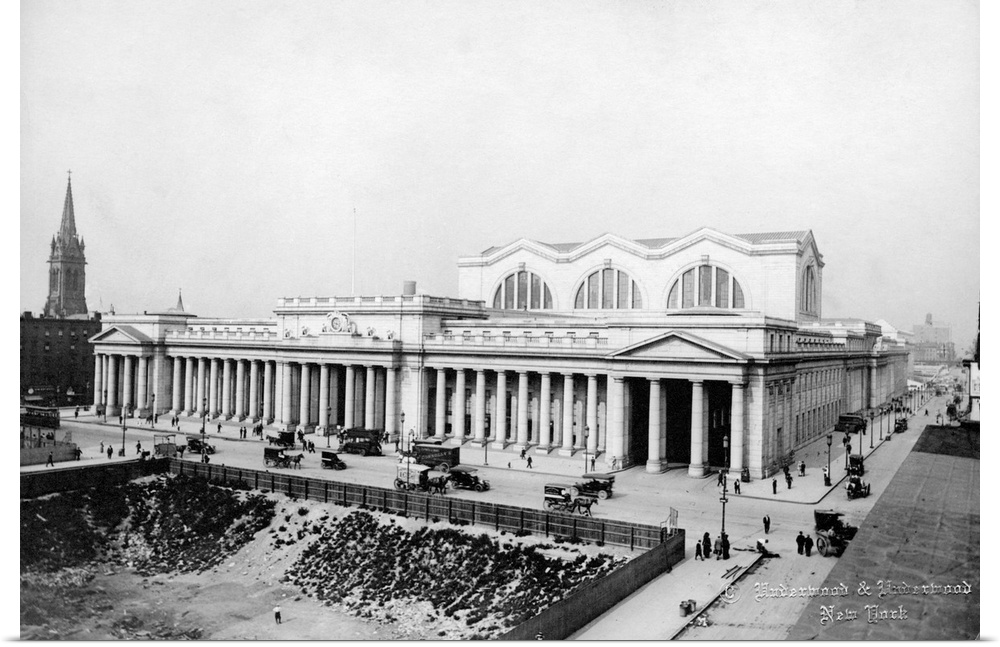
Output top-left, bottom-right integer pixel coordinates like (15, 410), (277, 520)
(801, 266), (817, 314)
(573, 268), (643, 309)
(666, 265), (746, 310)
(492, 270), (554, 310)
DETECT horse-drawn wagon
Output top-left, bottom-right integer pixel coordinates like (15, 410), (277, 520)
(266, 431), (297, 449)
(543, 484), (597, 516)
(264, 446), (303, 469)
(393, 462), (450, 494)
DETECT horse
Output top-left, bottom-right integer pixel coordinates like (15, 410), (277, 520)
(427, 475), (450, 495)
(572, 497), (597, 517)
(290, 454), (303, 469)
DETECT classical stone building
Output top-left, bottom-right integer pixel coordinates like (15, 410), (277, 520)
(89, 227), (907, 478)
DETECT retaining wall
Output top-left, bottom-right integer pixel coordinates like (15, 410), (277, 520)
(20, 458), (169, 498)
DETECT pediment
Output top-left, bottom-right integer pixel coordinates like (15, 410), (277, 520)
(89, 325), (151, 345)
(610, 331), (748, 362)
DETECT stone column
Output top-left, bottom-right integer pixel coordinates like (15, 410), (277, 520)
(365, 366), (377, 429)
(730, 382), (745, 472)
(249, 361), (260, 421)
(452, 369), (466, 445)
(646, 378), (664, 473)
(318, 364), (330, 432)
(559, 374), (574, 455)
(280, 362), (294, 427)
(536, 373), (551, 453)
(220, 359), (233, 419)
(586, 374), (599, 455)
(171, 356), (183, 413)
(515, 371), (530, 449)
(344, 366), (356, 429)
(107, 355), (119, 413)
(688, 380), (705, 477)
(122, 355), (134, 415)
(493, 371), (507, 449)
(329, 366), (340, 426)
(435, 368), (447, 440)
(196, 358), (207, 415)
(184, 357), (195, 414)
(93, 354), (104, 412)
(263, 361), (274, 423)
(474, 369), (486, 443)
(209, 359), (220, 418)
(608, 377), (625, 464)
(384, 367), (397, 438)
(298, 363), (311, 431)
(137, 356), (149, 413)
(868, 362), (878, 409)
(235, 360), (246, 420)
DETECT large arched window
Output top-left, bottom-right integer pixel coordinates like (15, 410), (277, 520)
(492, 270), (554, 310)
(666, 265), (746, 310)
(573, 268), (643, 309)
(801, 266), (817, 314)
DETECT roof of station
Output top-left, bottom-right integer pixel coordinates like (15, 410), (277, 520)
(479, 229), (812, 256)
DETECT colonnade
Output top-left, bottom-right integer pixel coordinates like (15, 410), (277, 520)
(92, 351), (747, 475)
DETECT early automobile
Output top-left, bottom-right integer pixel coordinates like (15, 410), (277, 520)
(848, 454), (865, 476)
(340, 428), (383, 456)
(405, 440), (461, 473)
(569, 473), (614, 500)
(447, 465), (490, 492)
(543, 484), (597, 516)
(814, 509), (858, 557)
(187, 436), (216, 455)
(321, 450), (347, 470)
(846, 475), (871, 500)
(894, 419), (908, 433)
(834, 413), (867, 435)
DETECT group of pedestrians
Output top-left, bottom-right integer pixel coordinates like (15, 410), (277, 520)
(694, 531), (730, 560)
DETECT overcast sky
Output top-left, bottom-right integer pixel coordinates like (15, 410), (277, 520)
(20, 0), (980, 349)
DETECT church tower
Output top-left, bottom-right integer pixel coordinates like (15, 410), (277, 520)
(43, 174), (89, 317)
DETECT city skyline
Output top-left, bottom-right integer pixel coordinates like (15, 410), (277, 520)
(20, 0), (980, 349)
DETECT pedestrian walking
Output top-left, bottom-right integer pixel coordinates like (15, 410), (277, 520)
(107, 446), (113, 460)
(796, 531), (806, 555)
(804, 535), (814, 557)
(520, 448), (527, 460)
(713, 535), (723, 560)
(590, 455), (596, 471)
(695, 541), (703, 560)
(798, 460), (806, 476)
(786, 474), (793, 489)
(702, 532), (712, 559)
(772, 478), (778, 495)
(273, 605), (282, 624)
(733, 477), (741, 495)
(526, 456), (533, 469)
(717, 470), (725, 487)
(218, 423), (223, 433)
(100, 441), (104, 454)
(721, 533), (730, 560)
(178, 446), (185, 459)
(763, 515), (771, 534)
(74, 407), (79, 419)
(46, 452), (54, 467)
(136, 441), (142, 455)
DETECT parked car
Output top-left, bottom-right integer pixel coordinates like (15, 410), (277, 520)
(447, 466), (490, 492)
(814, 509), (858, 557)
(846, 475), (870, 499)
(340, 428), (382, 456)
(894, 419), (907, 433)
(321, 450), (347, 470)
(834, 414), (867, 434)
(187, 436), (216, 454)
(570, 473), (614, 500)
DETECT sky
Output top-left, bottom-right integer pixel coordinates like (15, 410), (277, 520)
(19, 0), (981, 350)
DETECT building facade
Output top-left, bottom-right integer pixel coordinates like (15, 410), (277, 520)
(21, 176), (98, 406)
(89, 228), (907, 479)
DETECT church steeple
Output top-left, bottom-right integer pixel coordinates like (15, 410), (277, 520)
(59, 174), (77, 240)
(43, 172), (89, 317)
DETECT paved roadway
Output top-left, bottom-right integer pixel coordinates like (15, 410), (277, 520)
(23, 394), (947, 640)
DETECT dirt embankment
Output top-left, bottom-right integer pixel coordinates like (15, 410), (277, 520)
(21, 474), (631, 640)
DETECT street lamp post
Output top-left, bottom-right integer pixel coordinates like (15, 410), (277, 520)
(843, 433), (851, 471)
(583, 426), (590, 474)
(102, 389), (108, 422)
(326, 407), (332, 447)
(720, 467), (729, 536)
(825, 433), (832, 486)
(400, 412), (406, 453)
(151, 394), (156, 428)
(121, 403), (128, 456)
(201, 396), (208, 462)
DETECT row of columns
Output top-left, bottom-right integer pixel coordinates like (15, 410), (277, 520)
(92, 353), (158, 416)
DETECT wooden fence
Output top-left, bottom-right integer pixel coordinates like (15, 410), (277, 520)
(172, 460), (673, 550)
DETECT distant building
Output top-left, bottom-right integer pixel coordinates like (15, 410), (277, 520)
(912, 313), (955, 363)
(90, 227), (907, 480)
(874, 319), (915, 377)
(21, 175), (99, 406)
